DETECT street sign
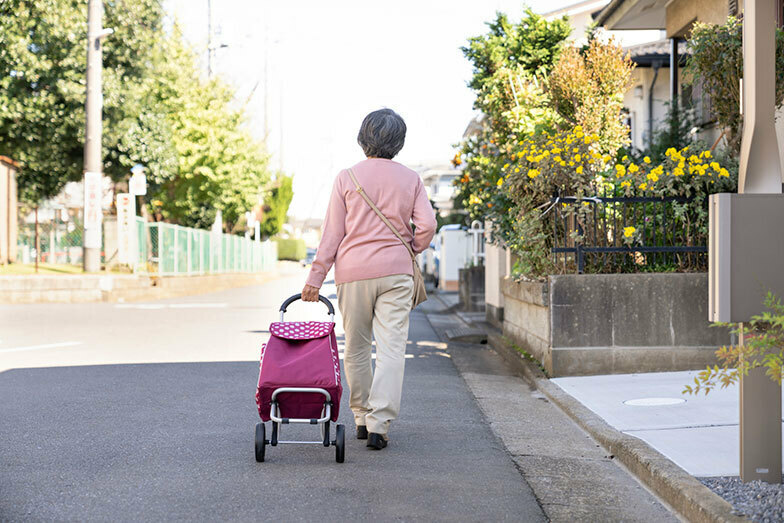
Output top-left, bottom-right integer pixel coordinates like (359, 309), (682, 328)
(84, 171), (103, 232)
(129, 171), (146, 196)
(116, 193), (137, 266)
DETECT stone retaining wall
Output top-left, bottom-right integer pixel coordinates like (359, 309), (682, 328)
(501, 273), (729, 376)
(0, 271), (279, 304)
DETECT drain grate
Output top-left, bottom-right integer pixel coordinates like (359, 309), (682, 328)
(444, 327), (488, 344)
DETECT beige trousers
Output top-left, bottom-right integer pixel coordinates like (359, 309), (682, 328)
(336, 274), (413, 435)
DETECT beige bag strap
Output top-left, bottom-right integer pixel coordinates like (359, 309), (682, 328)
(347, 168), (416, 261)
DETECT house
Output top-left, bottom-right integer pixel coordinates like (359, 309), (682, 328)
(0, 156), (18, 264)
(543, 1), (686, 151)
(622, 39), (686, 150)
(418, 165), (461, 218)
(595, 0), (784, 169)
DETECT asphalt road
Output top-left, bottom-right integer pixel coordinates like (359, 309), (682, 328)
(0, 268), (545, 521)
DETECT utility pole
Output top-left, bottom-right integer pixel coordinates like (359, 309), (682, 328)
(83, 0), (112, 272)
(207, 0), (213, 77)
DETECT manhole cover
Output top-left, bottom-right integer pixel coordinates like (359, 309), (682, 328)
(623, 397), (686, 406)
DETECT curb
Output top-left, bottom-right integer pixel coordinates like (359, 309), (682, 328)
(0, 271), (281, 304)
(487, 331), (746, 523)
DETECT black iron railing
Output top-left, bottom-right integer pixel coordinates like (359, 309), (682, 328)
(549, 195), (708, 273)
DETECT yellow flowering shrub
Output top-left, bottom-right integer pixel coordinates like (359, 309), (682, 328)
(503, 126), (606, 207)
(609, 146), (736, 198)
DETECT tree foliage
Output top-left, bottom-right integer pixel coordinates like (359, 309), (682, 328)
(145, 32), (271, 231)
(548, 38), (635, 153)
(0, 0), (172, 202)
(259, 175), (293, 239)
(0, 0), (90, 201)
(685, 17), (784, 153)
(454, 9), (571, 246)
(0, 0), (287, 235)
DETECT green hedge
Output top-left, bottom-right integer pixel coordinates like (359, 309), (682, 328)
(273, 237), (307, 261)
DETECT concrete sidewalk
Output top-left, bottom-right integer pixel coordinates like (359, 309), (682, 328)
(422, 292), (677, 521)
(552, 370), (782, 478)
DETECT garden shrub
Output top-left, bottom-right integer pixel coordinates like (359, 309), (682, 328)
(686, 17), (784, 153)
(548, 38), (636, 153)
(272, 237), (306, 261)
(452, 10), (746, 280)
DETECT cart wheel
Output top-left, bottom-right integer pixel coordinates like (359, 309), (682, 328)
(335, 424), (345, 463)
(255, 422), (266, 462)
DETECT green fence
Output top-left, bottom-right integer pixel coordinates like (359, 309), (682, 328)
(137, 218), (277, 276)
(16, 214), (94, 265)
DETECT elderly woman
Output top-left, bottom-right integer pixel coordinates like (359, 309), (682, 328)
(301, 108), (437, 451)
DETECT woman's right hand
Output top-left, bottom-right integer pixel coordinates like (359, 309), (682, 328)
(301, 284), (320, 302)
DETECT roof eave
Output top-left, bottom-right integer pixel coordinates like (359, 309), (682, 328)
(594, 0), (628, 27)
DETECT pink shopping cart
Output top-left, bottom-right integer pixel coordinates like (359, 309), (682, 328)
(254, 294), (345, 463)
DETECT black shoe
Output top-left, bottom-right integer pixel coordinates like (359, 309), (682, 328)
(366, 433), (387, 450)
(356, 426), (368, 440)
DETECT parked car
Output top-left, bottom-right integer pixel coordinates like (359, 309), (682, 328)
(301, 248), (317, 266)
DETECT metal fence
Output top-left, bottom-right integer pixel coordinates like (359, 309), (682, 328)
(16, 211), (277, 275)
(16, 210), (91, 265)
(549, 195), (708, 273)
(141, 219), (277, 275)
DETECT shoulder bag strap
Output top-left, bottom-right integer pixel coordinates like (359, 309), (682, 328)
(347, 168), (416, 261)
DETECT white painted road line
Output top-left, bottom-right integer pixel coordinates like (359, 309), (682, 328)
(338, 353), (414, 360)
(114, 303), (227, 309)
(168, 303), (228, 309)
(114, 304), (165, 309)
(0, 341), (82, 354)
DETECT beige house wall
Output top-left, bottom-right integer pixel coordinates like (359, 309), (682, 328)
(666, 0), (729, 37)
(0, 158), (18, 264)
(624, 67), (673, 150)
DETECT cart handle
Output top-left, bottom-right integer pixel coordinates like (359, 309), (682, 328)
(279, 294), (335, 322)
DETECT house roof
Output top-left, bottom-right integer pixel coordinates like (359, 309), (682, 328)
(625, 38), (688, 66)
(542, 0), (610, 18)
(0, 156), (19, 168)
(594, 0), (667, 30)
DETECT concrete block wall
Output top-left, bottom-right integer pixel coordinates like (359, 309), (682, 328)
(484, 234), (507, 328)
(458, 266), (486, 312)
(501, 277), (551, 371)
(501, 273), (729, 376)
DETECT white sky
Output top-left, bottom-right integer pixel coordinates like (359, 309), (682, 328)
(163, 1), (655, 220)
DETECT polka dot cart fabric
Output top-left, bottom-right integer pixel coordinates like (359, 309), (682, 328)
(256, 321), (342, 422)
(269, 321), (334, 340)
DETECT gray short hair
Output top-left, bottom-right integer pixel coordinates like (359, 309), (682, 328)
(357, 108), (407, 159)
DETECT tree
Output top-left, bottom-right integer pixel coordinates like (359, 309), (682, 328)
(0, 0), (172, 202)
(259, 175), (293, 239)
(0, 0), (85, 202)
(0, 1), (283, 232)
(548, 38), (635, 154)
(453, 9), (571, 242)
(147, 31), (272, 231)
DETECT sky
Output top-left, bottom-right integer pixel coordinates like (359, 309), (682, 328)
(162, 1), (649, 220)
